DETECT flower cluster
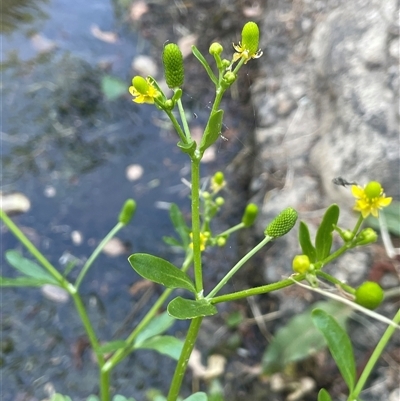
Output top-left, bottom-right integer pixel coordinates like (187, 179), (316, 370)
(232, 21), (263, 64)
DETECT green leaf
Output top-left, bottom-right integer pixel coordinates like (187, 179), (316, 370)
(315, 204), (340, 261)
(128, 253), (196, 294)
(86, 396), (100, 401)
(312, 309), (356, 392)
(366, 201), (400, 236)
(135, 311), (175, 345)
(0, 276), (55, 287)
(199, 109), (224, 154)
(168, 297), (217, 320)
(169, 203), (190, 247)
(318, 389), (332, 401)
(262, 301), (351, 373)
(191, 46), (217, 85)
(162, 236), (183, 247)
(96, 340), (127, 355)
(135, 335), (183, 360)
(112, 395), (137, 401)
(183, 393), (208, 401)
(5, 250), (59, 284)
(51, 395), (72, 401)
(177, 140), (197, 157)
(298, 221), (317, 262)
(101, 75), (127, 101)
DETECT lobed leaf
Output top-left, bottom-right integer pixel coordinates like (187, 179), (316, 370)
(168, 297), (217, 320)
(312, 308), (356, 392)
(315, 204), (340, 261)
(128, 253), (196, 294)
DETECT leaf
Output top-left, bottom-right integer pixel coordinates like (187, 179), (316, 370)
(128, 253), (196, 294)
(298, 221), (317, 262)
(0, 276), (56, 287)
(101, 75), (127, 101)
(135, 335), (183, 360)
(262, 301), (351, 374)
(318, 389), (333, 401)
(199, 109), (224, 154)
(86, 396), (100, 401)
(312, 309), (356, 392)
(135, 311), (176, 345)
(315, 204), (340, 261)
(169, 203), (190, 247)
(191, 46), (217, 85)
(162, 236), (183, 247)
(183, 393), (208, 401)
(96, 340), (127, 355)
(168, 297), (217, 320)
(51, 395), (72, 401)
(112, 395), (137, 401)
(177, 140), (197, 157)
(6, 250), (59, 284)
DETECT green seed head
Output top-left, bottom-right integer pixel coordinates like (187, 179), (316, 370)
(264, 207), (298, 238)
(118, 199), (137, 225)
(355, 281), (384, 310)
(364, 181), (382, 199)
(162, 43), (184, 89)
(242, 203), (259, 227)
(241, 22), (260, 55)
(132, 76), (149, 95)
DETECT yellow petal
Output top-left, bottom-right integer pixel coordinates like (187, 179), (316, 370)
(351, 185), (364, 199)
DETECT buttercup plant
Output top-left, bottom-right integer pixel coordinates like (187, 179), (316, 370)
(1, 22), (399, 401)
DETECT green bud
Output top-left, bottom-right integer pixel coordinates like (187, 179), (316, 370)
(223, 72), (236, 84)
(215, 197), (225, 206)
(292, 255), (311, 274)
(162, 43), (184, 89)
(264, 207), (298, 238)
(355, 281), (384, 310)
(118, 199), (137, 225)
(342, 230), (354, 242)
(132, 76), (149, 95)
(222, 59), (231, 68)
(164, 99), (175, 110)
(217, 237), (227, 247)
(209, 42), (223, 55)
(202, 191), (211, 200)
(355, 228), (378, 246)
(242, 203), (259, 227)
(241, 21), (260, 55)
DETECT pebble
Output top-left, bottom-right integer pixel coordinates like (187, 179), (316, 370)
(102, 237), (128, 257)
(41, 285), (69, 303)
(71, 230), (83, 246)
(131, 55), (158, 77)
(0, 192), (31, 214)
(126, 164), (144, 181)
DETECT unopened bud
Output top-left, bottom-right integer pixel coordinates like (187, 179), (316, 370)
(355, 228), (378, 246)
(292, 255), (311, 274)
(118, 199), (137, 225)
(242, 203), (259, 227)
(209, 42), (223, 56)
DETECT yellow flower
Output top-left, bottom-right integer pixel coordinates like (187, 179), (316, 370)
(189, 232), (209, 252)
(351, 181), (392, 218)
(232, 21), (263, 64)
(129, 76), (160, 104)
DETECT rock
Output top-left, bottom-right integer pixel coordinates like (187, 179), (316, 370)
(41, 285), (69, 303)
(131, 55), (158, 77)
(0, 192), (31, 214)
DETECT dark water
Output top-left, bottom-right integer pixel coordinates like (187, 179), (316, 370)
(1, 1), (246, 400)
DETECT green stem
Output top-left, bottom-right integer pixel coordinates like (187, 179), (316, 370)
(349, 307), (400, 400)
(316, 270), (356, 295)
(216, 222), (245, 238)
(176, 97), (191, 141)
(210, 274), (307, 304)
(103, 251), (194, 372)
(191, 157), (203, 296)
(164, 108), (188, 144)
(100, 369), (111, 401)
(1, 209), (65, 284)
(167, 317), (203, 401)
(207, 235), (272, 299)
(352, 214), (365, 236)
(75, 222), (124, 290)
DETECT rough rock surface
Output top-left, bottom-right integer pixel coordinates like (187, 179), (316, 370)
(250, 0), (399, 285)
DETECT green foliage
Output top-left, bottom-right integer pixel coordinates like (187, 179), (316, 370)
(129, 253), (196, 293)
(317, 389), (332, 401)
(199, 110), (224, 155)
(168, 297), (217, 320)
(312, 309), (356, 392)
(192, 46), (217, 85)
(262, 301), (352, 373)
(2, 250), (59, 286)
(51, 395), (72, 401)
(134, 335), (183, 360)
(298, 221), (317, 262)
(167, 203), (190, 248)
(315, 204), (340, 261)
(183, 393), (208, 401)
(135, 312), (176, 344)
(96, 340), (127, 355)
(101, 75), (127, 101)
